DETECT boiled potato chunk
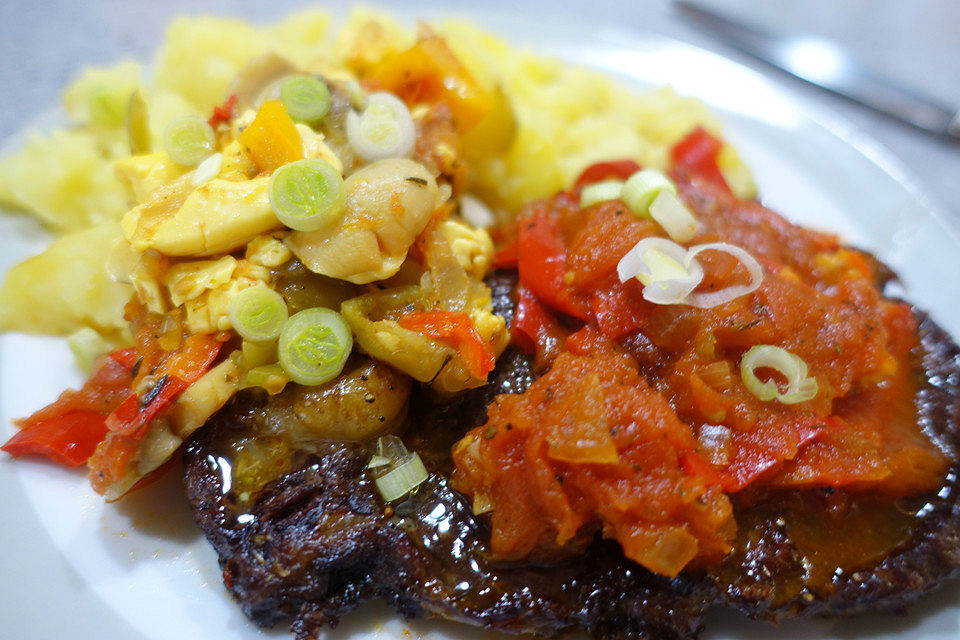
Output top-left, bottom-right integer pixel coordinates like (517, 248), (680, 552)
(0, 223), (132, 336)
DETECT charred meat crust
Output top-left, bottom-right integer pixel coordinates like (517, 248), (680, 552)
(716, 312), (960, 619)
(184, 383), (709, 639)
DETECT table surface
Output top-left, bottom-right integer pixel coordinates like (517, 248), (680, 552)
(1, 0), (958, 218)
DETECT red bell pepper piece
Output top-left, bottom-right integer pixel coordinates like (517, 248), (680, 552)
(103, 334), (221, 438)
(512, 287), (556, 354)
(517, 211), (591, 321)
(573, 160), (641, 192)
(208, 93), (238, 128)
(399, 310), (496, 379)
(2, 348), (138, 467)
(105, 375), (186, 438)
(1, 411), (109, 467)
(670, 127), (732, 194)
(109, 347), (140, 371)
(492, 241), (519, 269)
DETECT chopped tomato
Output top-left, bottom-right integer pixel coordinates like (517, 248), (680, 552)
(1, 411), (108, 467)
(399, 310), (495, 379)
(670, 127), (731, 194)
(452, 350), (734, 577)
(573, 160), (641, 192)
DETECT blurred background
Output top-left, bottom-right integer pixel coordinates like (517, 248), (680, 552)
(1, 0), (958, 215)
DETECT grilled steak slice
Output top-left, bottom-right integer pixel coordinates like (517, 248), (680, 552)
(184, 364), (710, 640)
(714, 311), (960, 619)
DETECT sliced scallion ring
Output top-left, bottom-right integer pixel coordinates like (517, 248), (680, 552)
(241, 364), (289, 395)
(648, 189), (701, 243)
(162, 116), (216, 166)
(684, 242), (763, 309)
(621, 169), (677, 218)
(346, 92), (415, 161)
(279, 75), (332, 124)
(278, 307), (352, 386)
(269, 158), (346, 231)
(740, 345), (819, 404)
(229, 286), (289, 342)
(580, 179), (624, 208)
(374, 452), (429, 502)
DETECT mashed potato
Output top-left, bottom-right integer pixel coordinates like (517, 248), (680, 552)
(0, 8), (755, 338)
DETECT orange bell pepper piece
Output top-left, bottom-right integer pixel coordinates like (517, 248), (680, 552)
(366, 37), (492, 132)
(239, 100), (304, 173)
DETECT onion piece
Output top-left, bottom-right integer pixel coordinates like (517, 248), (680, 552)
(684, 242), (763, 309)
(617, 237), (704, 305)
(648, 189), (701, 243)
(740, 345), (819, 404)
(191, 152), (223, 187)
(346, 92), (415, 161)
(580, 179), (624, 208)
(618, 238), (763, 308)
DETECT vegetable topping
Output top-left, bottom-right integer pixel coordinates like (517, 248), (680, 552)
(278, 307), (352, 386)
(269, 158), (346, 231)
(279, 75), (331, 124)
(163, 116), (217, 166)
(346, 91), (416, 161)
(740, 344), (819, 404)
(228, 286), (289, 342)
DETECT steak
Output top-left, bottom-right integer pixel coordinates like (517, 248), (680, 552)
(184, 353), (710, 640)
(183, 264), (960, 638)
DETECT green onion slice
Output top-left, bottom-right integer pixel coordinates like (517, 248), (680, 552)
(278, 307), (352, 386)
(346, 92), (415, 161)
(240, 364), (289, 395)
(648, 189), (701, 243)
(621, 169), (677, 218)
(374, 452), (429, 502)
(269, 158), (346, 231)
(580, 179), (625, 208)
(229, 286), (289, 342)
(740, 345), (819, 404)
(280, 75), (332, 124)
(162, 116), (216, 166)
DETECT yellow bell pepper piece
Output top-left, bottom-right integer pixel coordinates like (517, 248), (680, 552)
(239, 100), (304, 173)
(365, 37), (492, 133)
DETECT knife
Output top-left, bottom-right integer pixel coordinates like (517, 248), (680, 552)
(675, 0), (960, 141)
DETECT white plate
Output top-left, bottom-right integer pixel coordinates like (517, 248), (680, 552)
(2, 11), (959, 640)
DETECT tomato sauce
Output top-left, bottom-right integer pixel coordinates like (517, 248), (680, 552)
(451, 144), (949, 578)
